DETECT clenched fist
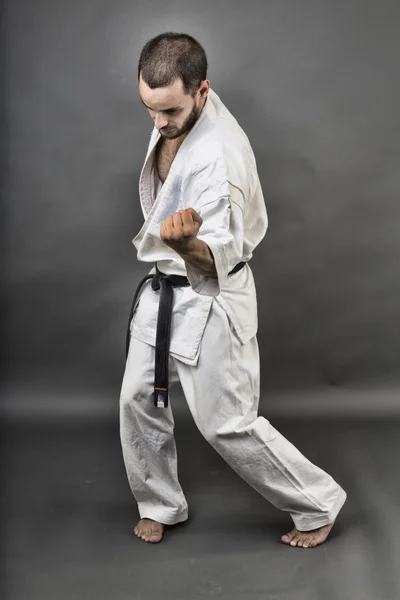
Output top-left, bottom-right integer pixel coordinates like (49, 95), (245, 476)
(160, 208), (203, 253)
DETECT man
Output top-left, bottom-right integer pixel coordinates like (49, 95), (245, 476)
(119, 32), (347, 548)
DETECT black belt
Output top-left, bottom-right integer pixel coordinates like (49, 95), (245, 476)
(126, 261), (247, 408)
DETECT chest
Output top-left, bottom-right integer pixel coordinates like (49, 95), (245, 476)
(155, 138), (182, 184)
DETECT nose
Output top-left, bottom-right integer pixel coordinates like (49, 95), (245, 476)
(154, 112), (168, 130)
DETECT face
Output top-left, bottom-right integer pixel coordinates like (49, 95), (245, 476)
(139, 74), (210, 140)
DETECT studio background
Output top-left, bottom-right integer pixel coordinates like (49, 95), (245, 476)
(2, 2), (400, 600)
(2, 0), (400, 419)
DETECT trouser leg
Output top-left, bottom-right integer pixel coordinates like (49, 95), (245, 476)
(174, 299), (347, 531)
(119, 335), (188, 525)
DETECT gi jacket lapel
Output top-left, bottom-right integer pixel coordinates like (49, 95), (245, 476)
(132, 130), (188, 257)
(132, 93), (217, 258)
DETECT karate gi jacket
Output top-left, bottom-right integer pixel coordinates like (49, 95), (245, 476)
(130, 88), (268, 365)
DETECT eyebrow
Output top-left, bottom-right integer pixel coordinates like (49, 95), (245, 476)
(140, 98), (181, 112)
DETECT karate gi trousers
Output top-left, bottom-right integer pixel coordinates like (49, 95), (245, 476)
(119, 299), (347, 531)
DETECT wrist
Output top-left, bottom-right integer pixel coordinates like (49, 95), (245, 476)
(177, 237), (201, 258)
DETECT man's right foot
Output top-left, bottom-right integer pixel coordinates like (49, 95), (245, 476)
(134, 518), (165, 543)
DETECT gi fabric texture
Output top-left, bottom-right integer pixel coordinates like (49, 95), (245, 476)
(130, 88), (268, 364)
(120, 88), (347, 530)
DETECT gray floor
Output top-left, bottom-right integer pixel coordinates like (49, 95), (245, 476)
(2, 401), (400, 600)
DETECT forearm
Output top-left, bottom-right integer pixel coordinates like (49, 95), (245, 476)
(177, 238), (217, 278)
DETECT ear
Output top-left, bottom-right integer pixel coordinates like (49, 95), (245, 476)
(199, 80), (210, 100)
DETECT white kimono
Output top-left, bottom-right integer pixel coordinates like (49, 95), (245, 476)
(130, 88), (268, 364)
(120, 89), (347, 530)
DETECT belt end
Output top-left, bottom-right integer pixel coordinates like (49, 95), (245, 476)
(154, 388), (168, 408)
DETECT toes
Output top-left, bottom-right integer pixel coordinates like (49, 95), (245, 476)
(281, 529), (297, 544)
(149, 525), (164, 543)
(134, 519), (164, 543)
(282, 529), (301, 546)
(310, 534), (325, 548)
(139, 527), (163, 542)
(296, 534), (306, 547)
(144, 528), (153, 542)
(138, 527), (150, 541)
(285, 530), (313, 548)
(306, 529), (330, 548)
(301, 536), (313, 548)
(283, 521), (334, 548)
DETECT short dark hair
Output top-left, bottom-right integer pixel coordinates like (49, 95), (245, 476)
(138, 32), (208, 96)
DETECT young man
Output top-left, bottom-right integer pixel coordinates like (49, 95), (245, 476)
(119, 32), (347, 547)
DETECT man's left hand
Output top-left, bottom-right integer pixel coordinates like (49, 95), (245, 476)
(160, 208), (203, 252)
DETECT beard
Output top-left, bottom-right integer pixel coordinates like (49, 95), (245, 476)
(160, 102), (201, 140)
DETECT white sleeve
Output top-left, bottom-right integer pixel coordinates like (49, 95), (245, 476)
(185, 183), (245, 297)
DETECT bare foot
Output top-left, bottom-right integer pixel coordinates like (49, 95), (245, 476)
(281, 520), (335, 548)
(134, 518), (165, 543)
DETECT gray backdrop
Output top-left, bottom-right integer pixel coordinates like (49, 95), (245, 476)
(2, 0), (400, 417)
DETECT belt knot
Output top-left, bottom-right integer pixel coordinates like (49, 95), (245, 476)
(151, 272), (164, 292)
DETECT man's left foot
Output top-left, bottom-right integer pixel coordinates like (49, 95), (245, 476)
(281, 520), (335, 548)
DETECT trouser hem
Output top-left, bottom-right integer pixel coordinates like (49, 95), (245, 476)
(138, 505), (189, 526)
(291, 487), (347, 531)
